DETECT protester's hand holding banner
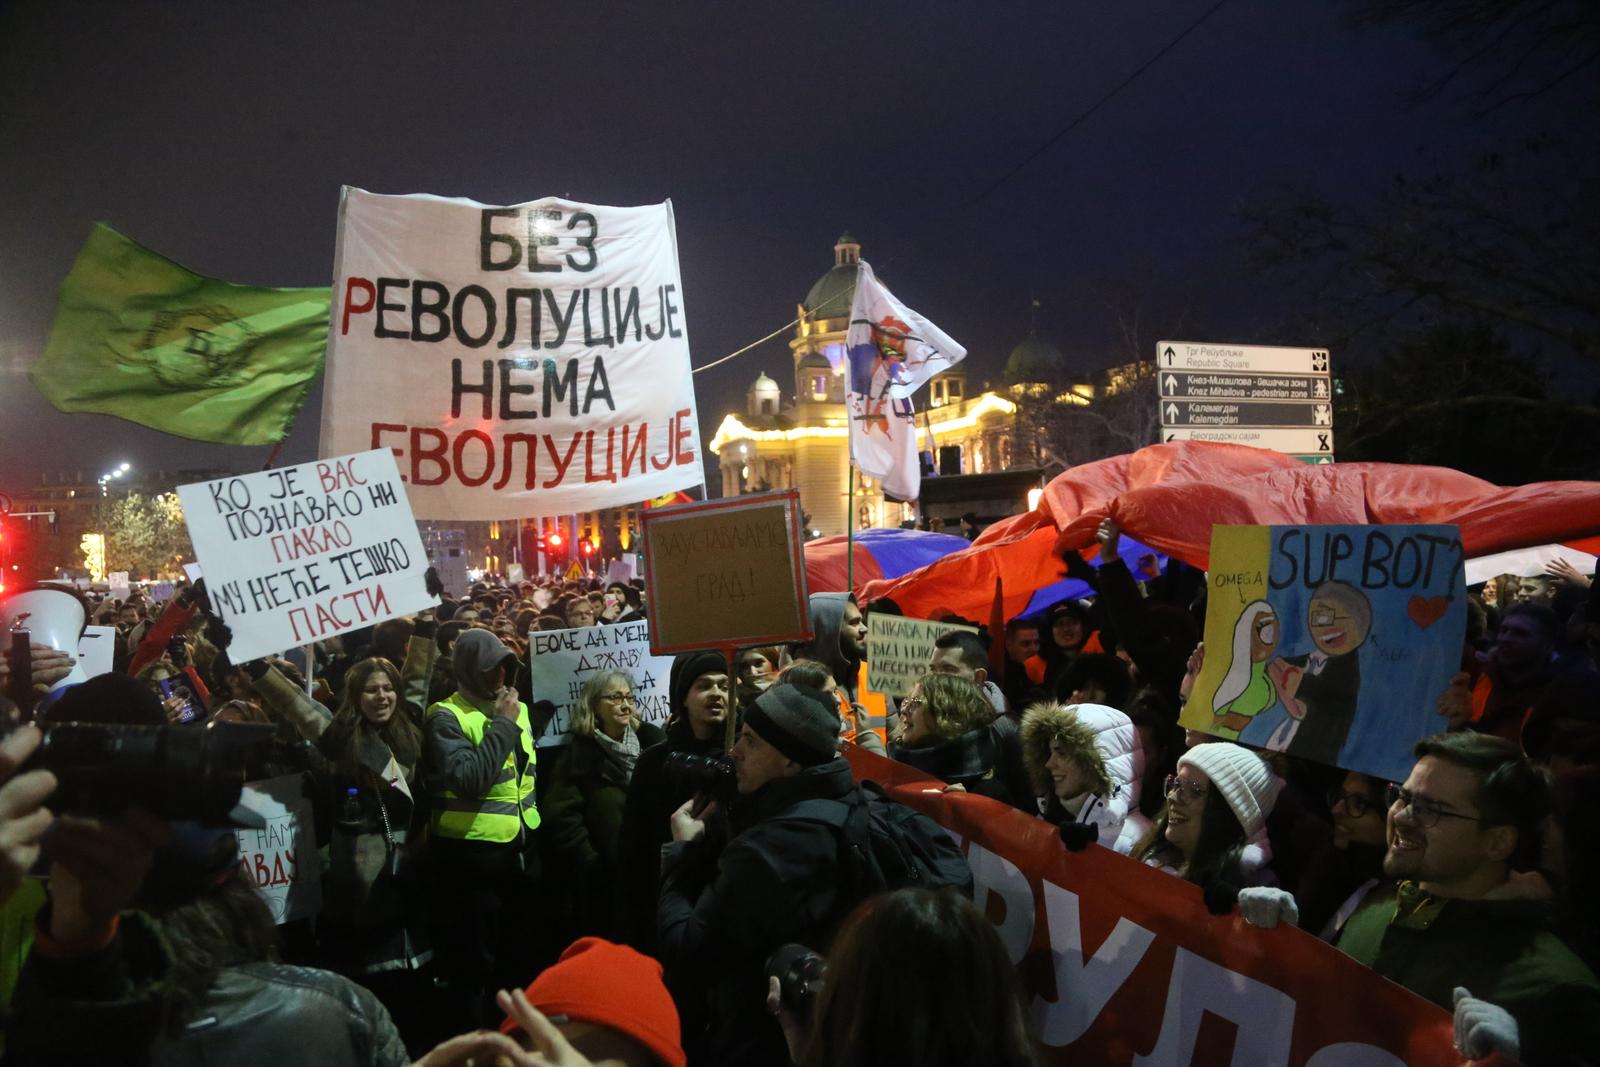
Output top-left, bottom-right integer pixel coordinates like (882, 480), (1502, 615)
(319, 189), (702, 519)
(1182, 524), (1467, 783)
(528, 621), (676, 747)
(176, 449), (437, 662)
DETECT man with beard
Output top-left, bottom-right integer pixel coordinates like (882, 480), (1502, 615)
(1336, 732), (1600, 1066)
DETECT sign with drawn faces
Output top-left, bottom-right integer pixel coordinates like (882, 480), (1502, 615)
(1184, 524), (1466, 783)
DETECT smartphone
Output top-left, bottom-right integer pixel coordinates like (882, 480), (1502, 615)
(157, 675), (207, 724)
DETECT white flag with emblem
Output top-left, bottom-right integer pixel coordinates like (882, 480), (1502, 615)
(844, 261), (966, 501)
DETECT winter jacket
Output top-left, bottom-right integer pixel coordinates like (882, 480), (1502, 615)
(1338, 882), (1600, 1067)
(1020, 702), (1150, 854)
(543, 720), (665, 937)
(616, 715), (728, 952)
(889, 724), (1030, 811)
(656, 758), (860, 1066)
(6, 911), (408, 1067)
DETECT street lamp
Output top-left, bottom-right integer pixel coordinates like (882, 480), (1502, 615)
(98, 463), (132, 496)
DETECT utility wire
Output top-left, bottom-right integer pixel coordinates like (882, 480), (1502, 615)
(689, 0), (1229, 375)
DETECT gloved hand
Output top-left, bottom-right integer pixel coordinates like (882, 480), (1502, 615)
(1236, 886), (1299, 929)
(1453, 987), (1518, 1061)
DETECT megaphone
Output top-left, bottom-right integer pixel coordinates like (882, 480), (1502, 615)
(1, 587), (89, 691)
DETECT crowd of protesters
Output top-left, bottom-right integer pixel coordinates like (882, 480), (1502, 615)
(0, 514), (1597, 1066)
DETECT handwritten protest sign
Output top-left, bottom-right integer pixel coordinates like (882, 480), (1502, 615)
(1182, 524), (1466, 782)
(236, 774), (321, 924)
(75, 625), (116, 680)
(847, 747), (1471, 1067)
(176, 449), (436, 662)
(528, 620), (676, 747)
(867, 614), (978, 698)
(641, 490), (811, 653)
(319, 189), (703, 519)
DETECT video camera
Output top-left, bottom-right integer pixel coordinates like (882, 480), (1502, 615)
(23, 721), (275, 826)
(766, 943), (827, 1026)
(662, 750), (736, 807)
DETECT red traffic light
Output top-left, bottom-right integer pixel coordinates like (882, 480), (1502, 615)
(548, 533), (563, 547)
(581, 541), (594, 556)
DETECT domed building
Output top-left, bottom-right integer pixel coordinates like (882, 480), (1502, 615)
(709, 234), (1062, 535)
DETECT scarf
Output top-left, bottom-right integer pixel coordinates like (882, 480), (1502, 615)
(592, 723), (642, 787)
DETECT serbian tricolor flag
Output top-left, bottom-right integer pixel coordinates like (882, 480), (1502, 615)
(845, 261), (965, 502)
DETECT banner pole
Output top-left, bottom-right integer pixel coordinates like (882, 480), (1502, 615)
(846, 462), (856, 596)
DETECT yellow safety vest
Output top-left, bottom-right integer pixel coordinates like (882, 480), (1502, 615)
(427, 692), (540, 842)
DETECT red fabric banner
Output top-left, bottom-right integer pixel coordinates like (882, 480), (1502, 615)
(860, 441), (1600, 622)
(844, 745), (1493, 1067)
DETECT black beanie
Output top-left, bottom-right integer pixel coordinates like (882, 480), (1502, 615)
(745, 683), (840, 766)
(669, 650), (729, 714)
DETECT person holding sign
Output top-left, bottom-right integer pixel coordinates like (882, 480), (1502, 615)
(543, 669), (666, 939)
(423, 628), (541, 1030)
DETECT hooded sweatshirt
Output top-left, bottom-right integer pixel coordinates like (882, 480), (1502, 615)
(1020, 702), (1150, 855)
(796, 593), (859, 697)
(424, 629), (531, 810)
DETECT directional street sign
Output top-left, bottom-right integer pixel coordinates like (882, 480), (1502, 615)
(1157, 341), (1330, 375)
(1157, 340), (1334, 460)
(1158, 370), (1332, 402)
(1161, 426), (1335, 454)
(1161, 399), (1333, 428)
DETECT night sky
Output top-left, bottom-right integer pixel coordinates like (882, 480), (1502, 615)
(0, 1), (1579, 493)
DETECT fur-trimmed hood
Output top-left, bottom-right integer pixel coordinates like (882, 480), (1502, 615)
(1020, 702), (1148, 852)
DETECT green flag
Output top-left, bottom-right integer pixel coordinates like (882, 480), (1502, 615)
(30, 224), (330, 445)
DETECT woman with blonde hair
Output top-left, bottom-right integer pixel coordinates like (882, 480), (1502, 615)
(889, 673), (1026, 808)
(544, 668), (666, 936)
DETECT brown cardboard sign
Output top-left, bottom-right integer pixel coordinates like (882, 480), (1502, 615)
(640, 490), (812, 654)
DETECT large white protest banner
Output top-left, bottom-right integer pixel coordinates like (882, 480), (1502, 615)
(528, 620), (676, 747)
(319, 189), (703, 519)
(867, 614), (978, 698)
(236, 774), (321, 924)
(176, 449), (436, 662)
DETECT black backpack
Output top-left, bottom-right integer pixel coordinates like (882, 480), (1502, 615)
(784, 780), (974, 903)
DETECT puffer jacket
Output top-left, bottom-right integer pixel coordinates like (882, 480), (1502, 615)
(1020, 702), (1150, 855)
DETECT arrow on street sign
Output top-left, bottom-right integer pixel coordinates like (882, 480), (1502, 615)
(1161, 399), (1334, 428)
(1158, 369), (1332, 402)
(1156, 340), (1332, 376)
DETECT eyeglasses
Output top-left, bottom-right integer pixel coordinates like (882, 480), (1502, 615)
(1164, 774), (1208, 804)
(1326, 788), (1378, 818)
(599, 691), (635, 704)
(1385, 784), (1487, 828)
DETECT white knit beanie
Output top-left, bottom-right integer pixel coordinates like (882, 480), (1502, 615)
(1177, 742), (1282, 840)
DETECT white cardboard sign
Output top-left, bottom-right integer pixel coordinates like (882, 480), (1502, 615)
(528, 620), (676, 747)
(318, 188), (703, 519)
(176, 449), (436, 661)
(236, 773), (322, 924)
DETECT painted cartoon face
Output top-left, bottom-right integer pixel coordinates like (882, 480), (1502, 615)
(1249, 609), (1278, 662)
(1307, 589), (1371, 656)
(871, 316), (910, 362)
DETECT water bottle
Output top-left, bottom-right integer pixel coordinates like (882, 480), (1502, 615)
(339, 786), (362, 829)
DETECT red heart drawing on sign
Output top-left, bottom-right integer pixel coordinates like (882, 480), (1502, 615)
(1408, 595), (1451, 630)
